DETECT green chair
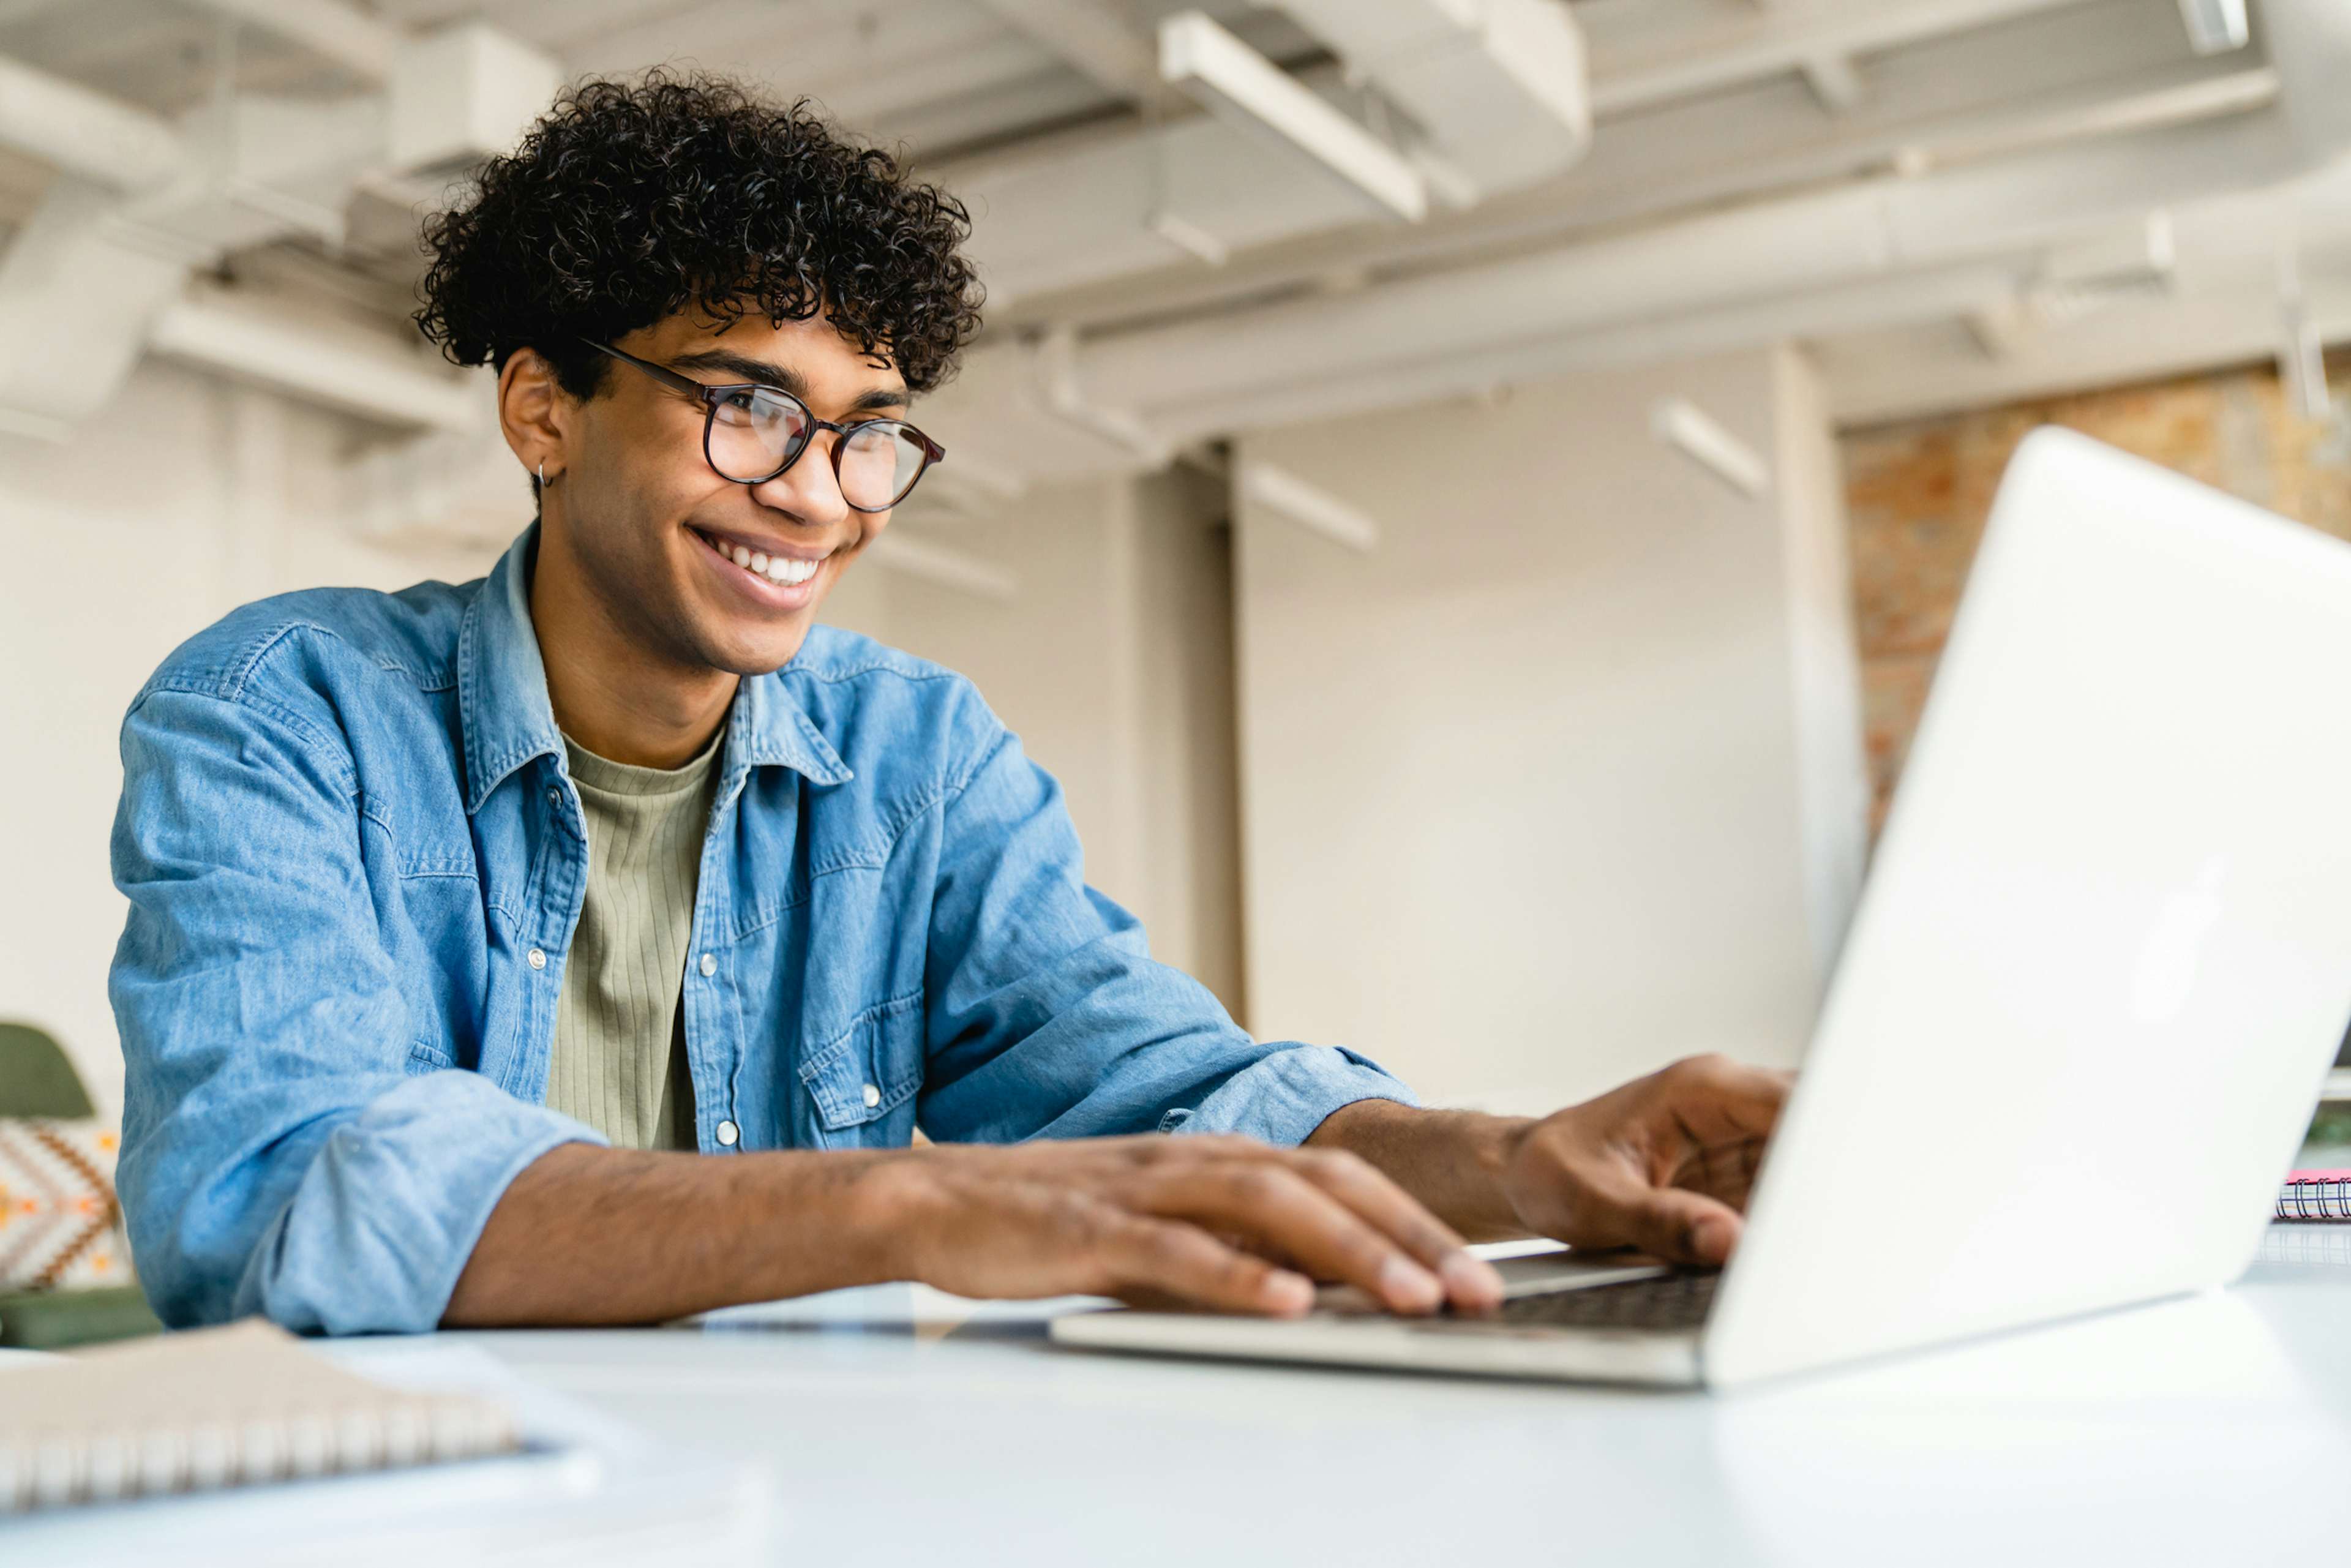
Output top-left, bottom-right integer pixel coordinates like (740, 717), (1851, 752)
(0, 1019), (99, 1118)
(0, 1021), (163, 1348)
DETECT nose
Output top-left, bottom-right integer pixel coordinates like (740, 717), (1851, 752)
(745, 432), (852, 529)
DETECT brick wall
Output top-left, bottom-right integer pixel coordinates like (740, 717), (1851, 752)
(1841, 353), (2351, 830)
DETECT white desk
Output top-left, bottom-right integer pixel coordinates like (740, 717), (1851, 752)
(441, 1231), (2351, 1567)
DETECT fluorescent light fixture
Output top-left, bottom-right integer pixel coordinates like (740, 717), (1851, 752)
(1240, 461), (1382, 552)
(1149, 210), (1231, 268)
(2177, 0), (2249, 54)
(1158, 10), (1428, 223)
(2281, 306), (2333, 422)
(1650, 398), (1772, 498)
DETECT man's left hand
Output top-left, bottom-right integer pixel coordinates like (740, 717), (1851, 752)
(1310, 1053), (1792, 1272)
(1497, 1054), (1790, 1266)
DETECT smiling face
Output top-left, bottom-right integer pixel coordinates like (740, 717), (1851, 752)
(527, 309), (910, 680)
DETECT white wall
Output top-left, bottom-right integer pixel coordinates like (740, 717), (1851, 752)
(0, 363), (501, 1111)
(1232, 346), (1865, 1109)
(877, 470), (1246, 1016)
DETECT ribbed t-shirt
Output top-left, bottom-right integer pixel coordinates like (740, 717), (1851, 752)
(541, 729), (723, 1151)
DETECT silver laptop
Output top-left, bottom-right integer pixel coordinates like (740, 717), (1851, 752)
(1051, 428), (2351, 1390)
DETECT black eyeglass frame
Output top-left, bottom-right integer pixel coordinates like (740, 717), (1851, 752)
(583, 339), (945, 512)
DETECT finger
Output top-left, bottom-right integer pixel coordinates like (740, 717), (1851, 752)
(1597, 1184), (1744, 1267)
(1655, 1056), (1794, 1142)
(1144, 1163), (1449, 1315)
(1098, 1215), (1314, 1316)
(1288, 1149), (1504, 1313)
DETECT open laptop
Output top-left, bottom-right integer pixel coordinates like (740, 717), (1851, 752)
(1051, 428), (2351, 1390)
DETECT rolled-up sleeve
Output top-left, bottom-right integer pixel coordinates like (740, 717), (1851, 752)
(913, 702), (1415, 1149)
(110, 686), (598, 1334)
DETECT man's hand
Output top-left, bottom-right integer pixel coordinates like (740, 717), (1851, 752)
(873, 1135), (1508, 1318)
(1311, 1054), (1792, 1269)
(1497, 1054), (1789, 1266)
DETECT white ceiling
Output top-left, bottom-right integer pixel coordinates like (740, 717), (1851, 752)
(1, 0), (2344, 498)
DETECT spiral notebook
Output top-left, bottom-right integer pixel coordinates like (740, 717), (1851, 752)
(2276, 1169), (2351, 1221)
(0, 1318), (522, 1513)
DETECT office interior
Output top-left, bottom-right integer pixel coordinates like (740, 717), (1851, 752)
(7, 0), (2351, 1559)
(10, 0), (2350, 1120)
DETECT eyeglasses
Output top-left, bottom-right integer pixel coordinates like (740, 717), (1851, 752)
(583, 340), (945, 512)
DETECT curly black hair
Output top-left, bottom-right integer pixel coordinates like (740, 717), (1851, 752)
(415, 72), (983, 404)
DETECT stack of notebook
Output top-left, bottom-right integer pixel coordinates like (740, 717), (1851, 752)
(2276, 1169), (2351, 1221)
(1, 1319), (520, 1513)
(0, 1318), (774, 1564)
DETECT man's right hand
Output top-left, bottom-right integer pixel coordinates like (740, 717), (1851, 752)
(874, 1133), (1508, 1316)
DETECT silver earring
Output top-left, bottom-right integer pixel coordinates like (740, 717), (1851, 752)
(538, 460), (547, 485)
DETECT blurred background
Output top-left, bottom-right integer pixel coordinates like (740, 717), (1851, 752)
(3, 0), (2349, 1120)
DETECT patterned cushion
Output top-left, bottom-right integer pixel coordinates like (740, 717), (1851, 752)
(0, 1119), (130, 1293)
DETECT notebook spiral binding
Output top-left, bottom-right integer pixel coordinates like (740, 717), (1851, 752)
(0, 1395), (517, 1514)
(2276, 1174), (2351, 1222)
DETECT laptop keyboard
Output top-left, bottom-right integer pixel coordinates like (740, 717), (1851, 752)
(1425, 1270), (1720, 1334)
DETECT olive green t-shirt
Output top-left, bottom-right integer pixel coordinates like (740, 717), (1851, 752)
(541, 730), (723, 1151)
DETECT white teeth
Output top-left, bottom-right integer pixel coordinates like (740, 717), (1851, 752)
(707, 531), (821, 587)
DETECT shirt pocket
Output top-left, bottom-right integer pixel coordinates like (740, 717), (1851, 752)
(798, 989), (926, 1146)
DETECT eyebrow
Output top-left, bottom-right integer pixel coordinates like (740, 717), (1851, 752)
(668, 348), (910, 415)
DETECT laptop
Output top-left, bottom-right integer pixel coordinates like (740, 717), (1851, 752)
(1051, 428), (2351, 1390)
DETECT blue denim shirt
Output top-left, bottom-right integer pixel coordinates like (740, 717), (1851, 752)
(110, 527), (1412, 1334)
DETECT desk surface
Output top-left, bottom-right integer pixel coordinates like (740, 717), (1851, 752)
(440, 1229), (2351, 1568)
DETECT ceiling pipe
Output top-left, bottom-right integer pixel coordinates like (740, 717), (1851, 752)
(0, 54), (189, 191)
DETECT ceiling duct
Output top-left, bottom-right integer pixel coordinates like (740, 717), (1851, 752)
(956, 0), (1595, 302)
(918, 0), (2351, 485)
(1275, 0), (1594, 200)
(1159, 11), (1430, 221)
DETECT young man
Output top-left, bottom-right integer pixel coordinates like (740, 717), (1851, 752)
(111, 76), (1787, 1334)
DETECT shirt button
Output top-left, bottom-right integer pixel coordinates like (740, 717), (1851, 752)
(861, 1083), (882, 1109)
(526, 948), (547, 970)
(714, 1120), (739, 1147)
(546, 787), (560, 806)
(698, 953), (717, 978)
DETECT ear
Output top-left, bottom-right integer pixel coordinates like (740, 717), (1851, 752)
(497, 347), (571, 482)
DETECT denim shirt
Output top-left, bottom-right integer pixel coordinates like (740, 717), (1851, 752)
(110, 527), (1412, 1334)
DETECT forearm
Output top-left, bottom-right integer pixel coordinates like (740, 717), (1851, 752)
(1307, 1100), (1535, 1242)
(443, 1142), (914, 1326)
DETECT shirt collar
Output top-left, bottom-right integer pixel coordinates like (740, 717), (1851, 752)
(457, 525), (853, 816)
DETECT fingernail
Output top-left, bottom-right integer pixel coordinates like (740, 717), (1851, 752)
(1440, 1251), (1506, 1310)
(1695, 1215), (1738, 1261)
(1261, 1270), (1314, 1316)
(1379, 1255), (1444, 1313)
